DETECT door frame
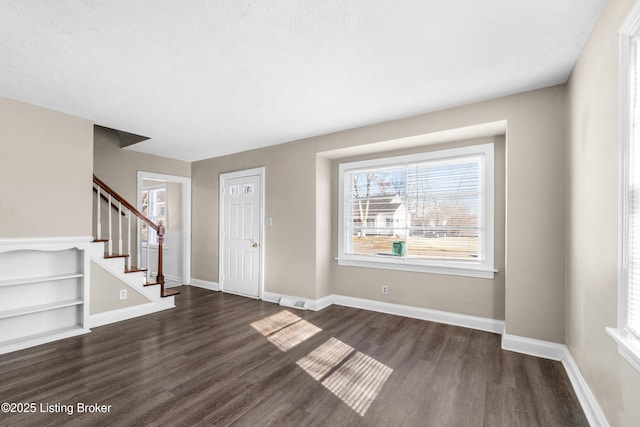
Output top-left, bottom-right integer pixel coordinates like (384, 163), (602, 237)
(219, 167), (265, 299)
(137, 171), (192, 285)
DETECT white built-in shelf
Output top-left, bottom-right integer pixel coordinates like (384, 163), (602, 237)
(0, 242), (90, 355)
(0, 299), (84, 319)
(0, 272), (83, 288)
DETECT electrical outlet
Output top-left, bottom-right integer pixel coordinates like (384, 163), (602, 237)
(382, 285), (389, 295)
(119, 289), (128, 300)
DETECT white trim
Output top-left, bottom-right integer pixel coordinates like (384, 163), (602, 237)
(190, 279), (220, 291)
(89, 302), (174, 328)
(314, 294), (335, 311)
(333, 294), (504, 334)
(612, 0), (640, 375)
(137, 171), (192, 286)
(219, 167), (265, 299)
(562, 351), (611, 427)
(337, 142), (495, 278)
(0, 236), (93, 250)
(261, 291), (333, 311)
(262, 291), (504, 333)
(164, 274), (183, 288)
(501, 333), (609, 427)
(501, 333), (567, 360)
(337, 257), (496, 278)
(606, 327), (640, 372)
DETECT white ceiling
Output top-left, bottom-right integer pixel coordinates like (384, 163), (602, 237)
(0, 1), (606, 162)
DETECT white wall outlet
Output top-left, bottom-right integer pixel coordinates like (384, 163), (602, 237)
(119, 289), (128, 300)
(382, 285), (389, 295)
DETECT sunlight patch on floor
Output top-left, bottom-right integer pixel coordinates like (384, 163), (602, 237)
(250, 310), (301, 336)
(296, 337), (353, 380)
(250, 310), (322, 352)
(296, 337), (393, 416)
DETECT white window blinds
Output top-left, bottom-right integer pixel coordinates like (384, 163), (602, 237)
(338, 143), (494, 278)
(625, 37), (640, 339)
(345, 157), (483, 260)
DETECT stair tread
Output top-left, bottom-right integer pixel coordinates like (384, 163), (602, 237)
(162, 288), (181, 297)
(93, 239), (109, 243)
(104, 253), (129, 259)
(125, 267), (147, 273)
(143, 281), (161, 287)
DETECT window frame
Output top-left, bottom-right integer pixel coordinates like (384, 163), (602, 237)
(140, 184), (167, 247)
(337, 143), (495, 279)
(607, 1), (640, 374)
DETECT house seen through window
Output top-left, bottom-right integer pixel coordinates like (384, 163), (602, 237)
(338, 143), (494, 278)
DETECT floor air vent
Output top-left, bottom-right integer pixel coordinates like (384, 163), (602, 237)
(279, 297), (307, 310)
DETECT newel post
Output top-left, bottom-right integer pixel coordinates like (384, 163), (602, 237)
(157, 223), (165, 286)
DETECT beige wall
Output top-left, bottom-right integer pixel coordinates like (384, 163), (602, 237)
(90, 261), (151, 314)
(0, 96), (93, 238)
(94, 126), (191, 201)
(328, 136), (506, 320)
(567, 0), (640, 425)
(192, 85), (567, 342)
(192, 142), (317, 298)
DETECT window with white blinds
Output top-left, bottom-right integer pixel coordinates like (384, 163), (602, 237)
(624, 37), (640, 340)
(608, 6), (640, 373)
(338, 143), (495, 278)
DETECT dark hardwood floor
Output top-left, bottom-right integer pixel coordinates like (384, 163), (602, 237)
(0, 286), (588, 426)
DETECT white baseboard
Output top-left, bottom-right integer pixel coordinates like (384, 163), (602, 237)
(261, 291), (281, 305)
(501, 333), (567, 360)
(190, 278), (220, 291)
(262, 291), (334, 311)
(562, 350), (610, 427)
(89, 301), (175, 328)
(314, 294), (334, 311)
(332, 294), (505, 334)
(164, 275), (183, 288)
(261, 291), (504, 334)
(502, 333), (609, 427)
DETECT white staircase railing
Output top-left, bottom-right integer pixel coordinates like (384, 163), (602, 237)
(92, 175), (166, 289)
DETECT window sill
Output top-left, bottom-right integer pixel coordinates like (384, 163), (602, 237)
(336, 257), (496, 279)
(606, 327), (640, 373)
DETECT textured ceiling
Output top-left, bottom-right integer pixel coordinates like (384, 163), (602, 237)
(0, 1), (606, 162)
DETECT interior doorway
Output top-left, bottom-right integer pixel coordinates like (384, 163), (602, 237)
(137, 171), (192, 287)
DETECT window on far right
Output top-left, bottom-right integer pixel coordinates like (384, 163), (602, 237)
(607, 3), (640, 373)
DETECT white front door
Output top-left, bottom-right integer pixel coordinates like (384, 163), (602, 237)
(220, 169), (263, 298)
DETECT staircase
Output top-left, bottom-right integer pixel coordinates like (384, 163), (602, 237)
(92, 175), (179, 300)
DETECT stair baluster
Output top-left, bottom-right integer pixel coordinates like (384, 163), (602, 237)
(146, 232), (151, 283)
(127, 209), (131, 270)
(108, 193), (113, 256)
(96, 186), (102, 240)
(118, 201), (123, 257)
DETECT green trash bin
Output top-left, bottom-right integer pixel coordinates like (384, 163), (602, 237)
(392, 241), (406, 256)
